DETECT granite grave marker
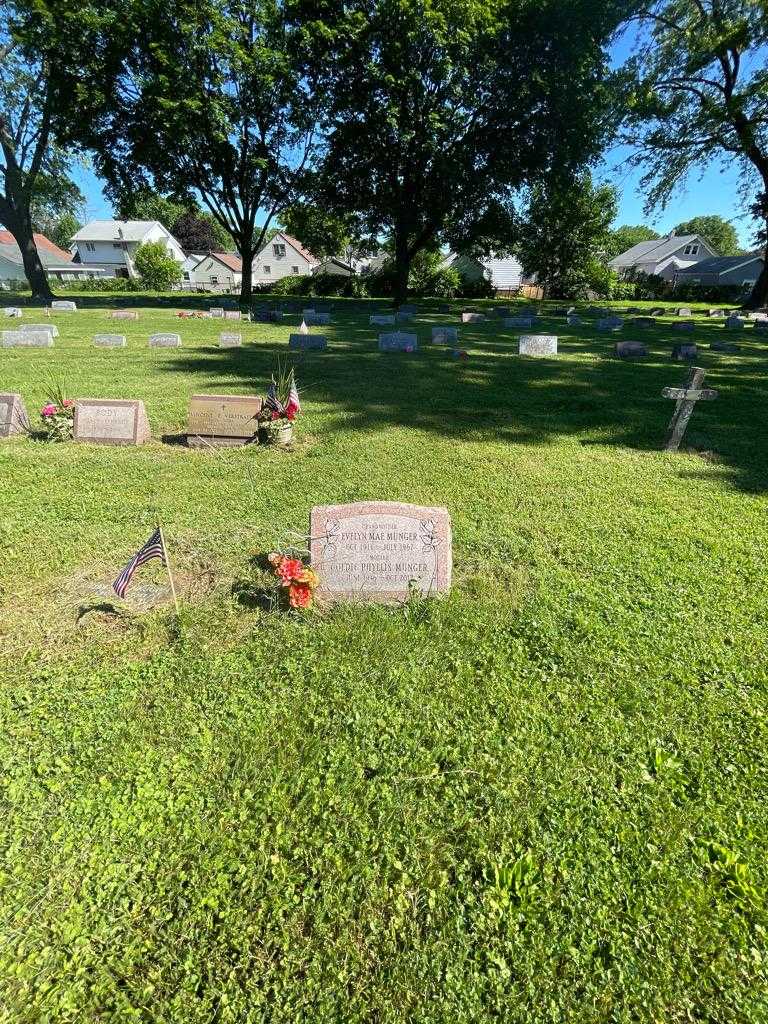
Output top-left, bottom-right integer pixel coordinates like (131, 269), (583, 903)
(73, 399), (151, 445)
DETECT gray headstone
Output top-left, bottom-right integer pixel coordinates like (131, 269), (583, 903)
(378, 332), (418, 352)
(209, 307), (225, 318)
(596, 318), (623, 332)
(504, 316), (534, 329)
(0, 392), (28, 437)
(649, 307), (666, 316)
(519, 334), (557, 357)
(461, 312), (486, 323)
(305, 312), (331, 326)
(93, 334), (127, 348)
(632, 317), (656, 327)
(50, 300), (77, 311)
(672, 321), (695, 332)
(4, 307), (22, 318)
(149, 333), (182, 348)
(289, 333), (327, 350)
(23, 323), (58, 337)
(726, 316), (746, 329)
(223, 310), (241, 320)
(370, 314), (396, 326)
(73, 399), (151, 445)
(2, 330), (54, 347)
(310, 501), (452, 603)
(677, 307), (692, 317)
(431, 326), (458, 344)
(219, 332), (242, 347)
(672, 343), (698, 361)
(111, 310), (139, 320)
(615, 340), (648, 359)
(708, 308), (726, 318)
(710, 340), (740, 353)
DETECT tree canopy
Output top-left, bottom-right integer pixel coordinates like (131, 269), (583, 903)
(619, 0), (768, 305)
(308, 0), (627, 302)
(518, 173), (618, 298)
(605, 224), (660, 259)
(84, 0), (321, 304)
(673, 214), (743, 256)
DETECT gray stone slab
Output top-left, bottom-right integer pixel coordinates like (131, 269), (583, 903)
(4, 307), (22, 318)
(110, 310), (139, 320)
(461, 312), (486, 323)
(518, 334), (557, 357)
(672, 321), (695, 332)
(726, 316), (746, 329)
(615, 340), (648, 359)
(149, 333), (182, 347)
(672, 343), (698, 361)
(219, 332), (242, 347)
(370, 314), (395, 326)
(50, 300), (77, 311)
(23, 323), (58, 337)
(93, 334), (127, 348)
(596, 318), (623, 332)
(504, 316), (534, 328)
(289, 334), (327, 350)
(378, 332), (418, 352)
(2, 330), (54, 347)
(431, 326), (459, 344)
(310, 500), (452, 603)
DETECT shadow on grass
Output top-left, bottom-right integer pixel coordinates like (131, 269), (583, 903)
(158, 309), (768, 495)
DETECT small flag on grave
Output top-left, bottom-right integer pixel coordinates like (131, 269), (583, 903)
(113, 523), (179, 611)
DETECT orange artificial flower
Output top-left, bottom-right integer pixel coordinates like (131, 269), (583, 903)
(288, 583), (312, 609)
(277, 558), (305, 584)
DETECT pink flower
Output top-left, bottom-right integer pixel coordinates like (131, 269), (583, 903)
(41, 403), (57, 417)
(62, 399), (74, 408)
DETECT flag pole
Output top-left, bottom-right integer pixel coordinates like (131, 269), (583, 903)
(156, 516), (180, 615)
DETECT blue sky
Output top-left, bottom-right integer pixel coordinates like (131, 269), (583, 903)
(71, 34), (757, 250)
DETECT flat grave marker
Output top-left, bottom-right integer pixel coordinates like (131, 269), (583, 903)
(0, 393), (28, 438)
(379, 331), (417, 352)
(310, 501), (452, 603)
(73, 399), (151, 446)
(662, 367), (718, 452)
(461, 312), (486, 323)
(149, 333), (182, 348)
(672, 321), (695, 332)
(289, 333), (327, 350)
(93, 334), (127, 348)
(209, 307), (225, 318)
(305, 312), (331, 326)
(615, 340), (648, 359)
(597, 317), (623, 332)
(726, 315), (746, 329)
(370, 314), (395, 326)
(677, 307), (692, 317)
(519, 334), (558, 357)
(504, 316), (534, 328)
(110, 310), (139, 320)
(223, 310), (241, 321)
(50, 300), (76, 312)
(2, 330), (54, 348)
(186, 394), (262, 447)
(219, 332), (242, 348)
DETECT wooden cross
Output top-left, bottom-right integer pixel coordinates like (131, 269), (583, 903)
(661, 366), (718, 452)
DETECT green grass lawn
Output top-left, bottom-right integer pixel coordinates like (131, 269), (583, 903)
(2, 295), (768, 1022)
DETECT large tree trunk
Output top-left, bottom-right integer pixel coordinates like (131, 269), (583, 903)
(239, 238), (254, 308)
(393, 229), (410, 306)
(745, 215), (768, 309)
(1, 206), (54, 303)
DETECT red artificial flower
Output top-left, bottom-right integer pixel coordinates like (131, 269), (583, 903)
(277, 558), (304, 584)
(285, 407), (296, 421)
(271, 409), (281, 421)
(288, 583), (312, 609)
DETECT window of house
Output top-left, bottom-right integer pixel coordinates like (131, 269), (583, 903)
(183, 272), (190, 281)
(684, 244), (699, 256)
(210, 275), (218, 285)
(85, 242), (95, 252)
(292, 266), (299, 274)
(263, 265), (271, 275)
(273, 243), (286, 258)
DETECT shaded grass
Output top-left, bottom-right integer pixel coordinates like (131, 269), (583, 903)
(1, 298), (767, 1022)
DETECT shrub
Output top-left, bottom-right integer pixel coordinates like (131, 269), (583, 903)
(54, 277), (143, 292)
(455, 275), (495, 299)
(672, 281), (746, 303)
(133, 242), (183, 291)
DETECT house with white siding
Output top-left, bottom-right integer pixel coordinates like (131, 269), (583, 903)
(71, 220), (186, 279)
(187, 252), (243, 291)
(0, 231), (107, 286)
(609, 233), (717, 281)
(444, 252), (526, 290)
(251, 232), (318, 285)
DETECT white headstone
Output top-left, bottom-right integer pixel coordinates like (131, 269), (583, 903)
(93, 334), (127, 348)
(50, 300), (77, 311)
(219, 332), (242, 347)
(4, 307), (22, 318)
(149, 333), (182, 348)
(378, 332), (418, 352)
(431, 326), (458, 344)
(518, 335), (558, 357)
(23, 324), (58, 337)
(2, 330), (54, 348)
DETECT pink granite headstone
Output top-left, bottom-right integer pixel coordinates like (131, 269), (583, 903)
(310, 501), (452, 603)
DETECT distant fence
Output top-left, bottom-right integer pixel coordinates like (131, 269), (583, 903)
(495, 284), (544, 300)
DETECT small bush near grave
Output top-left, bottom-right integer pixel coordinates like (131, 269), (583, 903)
(134, 242), (184, 291)
(56, 277), (143, 292)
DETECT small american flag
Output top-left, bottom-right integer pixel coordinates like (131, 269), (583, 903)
(265, 381), (285, 416)
(113, 527), (166, 598)
(285, 378), (301, 418)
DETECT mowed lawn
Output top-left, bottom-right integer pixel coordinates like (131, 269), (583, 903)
(1, 295), (768, 1022)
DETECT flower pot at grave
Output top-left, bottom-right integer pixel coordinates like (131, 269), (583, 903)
(260, 421), (294, 446)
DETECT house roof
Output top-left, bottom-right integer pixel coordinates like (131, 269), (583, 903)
(0, 241), (79, 270)
(275, 232), (318, 265)
(315, 256), (355, 272)
(191, 251), (242, 273)
(610, 234), (703, 267)
(71, 220), (163, 243)
(0, 230), (73, 262)
(675, 254), (764, 277)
